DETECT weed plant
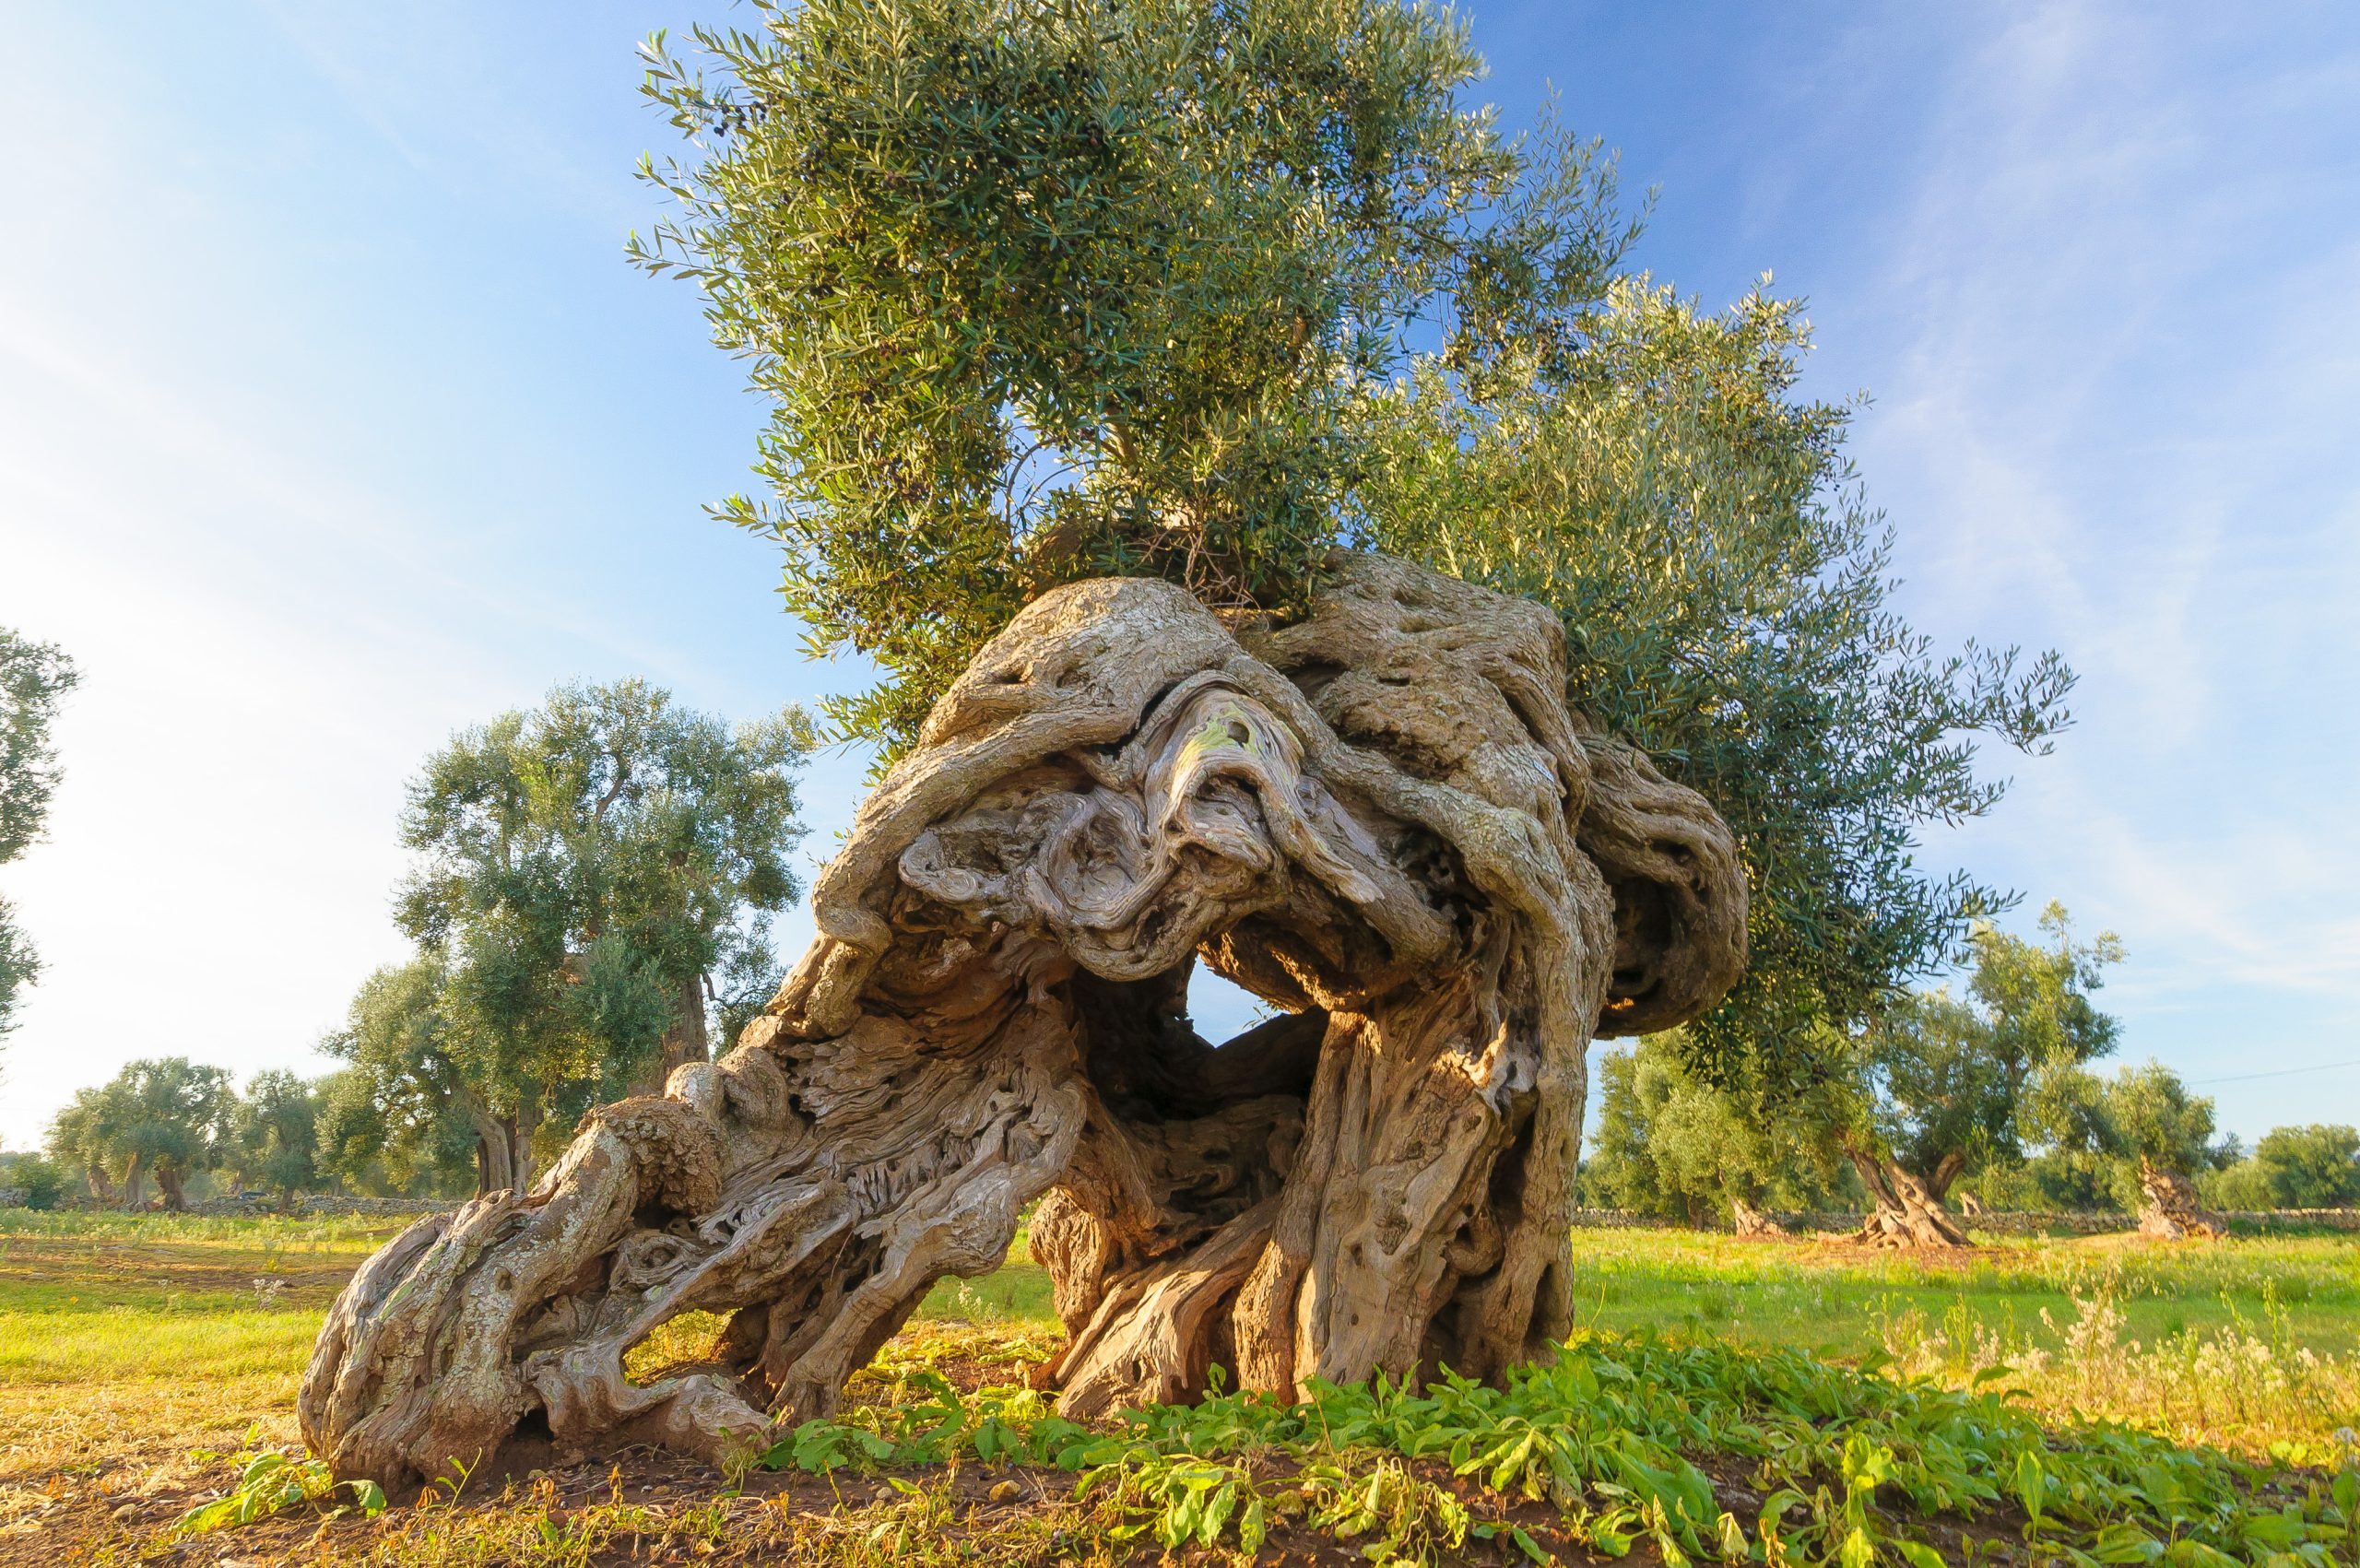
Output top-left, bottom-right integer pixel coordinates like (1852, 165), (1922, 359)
(1877, 1287), (2360, 1463)
(722, 1329), (2360, 1565)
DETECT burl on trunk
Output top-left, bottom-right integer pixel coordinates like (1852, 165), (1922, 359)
(300, 554), (1747, 1489)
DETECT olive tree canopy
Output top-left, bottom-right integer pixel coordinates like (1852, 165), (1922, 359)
(47, 1057), (237, 1211)
(335, 680), (812, 1196)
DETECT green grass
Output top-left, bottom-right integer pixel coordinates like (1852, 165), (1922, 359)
(7, 1211), (2358, 1564)
(917, 1260), (1055, 1322)
(748, 1327), (2360, 1566)
(1564, 1228), (2360, 1361)
(5, 1215), (2354, 1432)
(0, 1297), (315, 1384)
(0, 1214), (1052, 1431)
(0, 1208), (412, 1248)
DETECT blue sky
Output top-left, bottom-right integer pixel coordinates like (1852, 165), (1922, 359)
(3, 3), (2355, 1149)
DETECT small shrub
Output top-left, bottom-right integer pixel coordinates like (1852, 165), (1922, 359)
(175, 1426), (386, 1536)
(0, 1150), (65, 1209)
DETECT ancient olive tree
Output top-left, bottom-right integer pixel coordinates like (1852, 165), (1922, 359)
(1828, 905), (2122, 1246)
(303, 554), (1748, 1486)
(304, 0), (2064, 1482)
(0, 626), (77, 1055)
(345, 681), (812, 1194)
(46, 1057), (237, 1210)
(1584, 1032), (1850, 1235)
(2091, 1063), (2229, 1240)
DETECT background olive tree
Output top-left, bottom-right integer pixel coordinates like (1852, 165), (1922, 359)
(1583, 1032), (1852, 1232)
(45, 1057), (237, 1210)
(321, 953), (516, 1197)
(0, 626), (78, 1056)
(230, 1068), (327, 1211)
(328, 680), (811, 1193)
(0, 1149), (65, 1208)
(1820, 904), (2121, 1244)
(2207, 1124), (2360, 1211)
(2088, 1061), (2234, 1237)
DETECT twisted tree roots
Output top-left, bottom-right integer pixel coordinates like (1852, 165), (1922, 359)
(301, 554), (1746, 1489)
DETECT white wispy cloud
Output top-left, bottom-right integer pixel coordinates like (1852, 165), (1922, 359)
(1829, 1), (2360, 1129)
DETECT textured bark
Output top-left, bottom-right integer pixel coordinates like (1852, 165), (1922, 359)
(2133, 1160), (2224, 1242)
(463, 1097), (513, 1198)
(1728, 1196), (1788, 1239)
(634, 974), (713, 1097)
(511, 1103), (540, 1196)
(302, 553), (1747, 1488)
(1844, 1139), (1971, 1248)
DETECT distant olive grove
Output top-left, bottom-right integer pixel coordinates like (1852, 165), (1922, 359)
(4, 678), (813, 1212)
(1579, 908), (2359, 1232)
(6, 1055), (2351, 1218)
(8, 1049), (2351, 1218)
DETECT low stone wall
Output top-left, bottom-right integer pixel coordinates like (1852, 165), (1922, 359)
(2239, 1208), (2360, 1231)
(1571, 1207), (2360, 1235)
(0, 1187), (25, 1208)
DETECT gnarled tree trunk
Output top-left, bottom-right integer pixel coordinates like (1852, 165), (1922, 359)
(2133, 1159), (2223, 1241)
(462, 1096), (513, 1198)
(632, 974), (714, 1098)
(300, 554), (1747, 1490)
(1843, 1138), (1971, 1248)
(1728, 1195), (1788, 1239)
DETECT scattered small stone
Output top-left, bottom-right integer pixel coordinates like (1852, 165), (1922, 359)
(988, 1479), (1023, 1503)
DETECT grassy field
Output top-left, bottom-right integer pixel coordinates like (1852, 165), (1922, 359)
(2, 1210), (2354, 1564)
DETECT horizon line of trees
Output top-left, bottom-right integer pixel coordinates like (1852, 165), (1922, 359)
(11, 1043), (2353, 1218)
(1582, 904), (2360, 1235)
(14, 886), (2354, 1222)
